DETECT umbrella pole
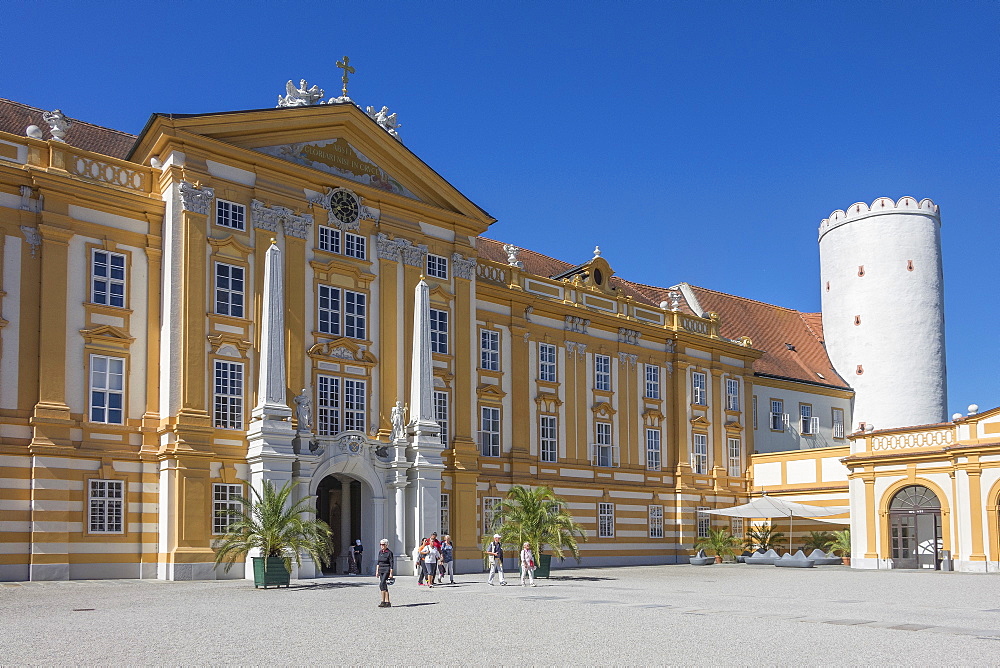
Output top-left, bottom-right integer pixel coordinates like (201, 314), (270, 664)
(789, 512), (794, 553)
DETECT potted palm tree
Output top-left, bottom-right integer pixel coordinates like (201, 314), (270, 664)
(802, 530), (835, 553)
(743, 523), (787, 554)
(828, 529), (852, 566)
(695, 528), (740, 563)
(494, 485), (587, 578)
(213, 479), (334, 588)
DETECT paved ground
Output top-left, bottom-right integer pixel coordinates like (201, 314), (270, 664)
(2, 564), (998, 665)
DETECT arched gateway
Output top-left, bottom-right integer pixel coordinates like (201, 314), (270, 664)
(889, 485), (942, 569)
(305, 431), (390, 575)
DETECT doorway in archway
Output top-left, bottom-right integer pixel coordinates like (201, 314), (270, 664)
(316, 475), (363, 574)
(889, 485), (942, 569)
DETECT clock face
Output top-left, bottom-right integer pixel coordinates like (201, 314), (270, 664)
(330, 190), (359, 225)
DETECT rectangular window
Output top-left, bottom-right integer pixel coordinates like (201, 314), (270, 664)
(89, 480), (124, 534)
(753, 396), (759, 430)
(434, 391), (449, 447)
(343, 379), (366, 432)
(833, 408), (845, 439)
(426, 254), (448, 279)
(213, 361), (244, 429)
(480, 329), (499, 370)
(91, 249), (126, 308)
(538, 343), (557, 382)
(594, 354), (611, 391)
(215, 199), (246, 231)
(344, 232), (366, 260)
(692, 371), (707, 405)
(315, 376), (364, 435)
(598, 502), (615, 538)
(693, 433), (708, 475)
(726, 378), (740, 411)
(594, 421), (615, 467)
(316, 375), (340, 436)
(728, 437), (742, 477)
(440, 493), (450, 536)
(318, 225), (341, 254)
(645, 364), (661, 399)
(317, 284), (341, 336)
(480, 406), (501, 457)
(646, 428), (661, 471)
(344, 290), (367, 340)
(649, 505), (664, 539)
(215, 262), (245, 318)
(213, 483), (242, 534)
(731, 517), (745, 540)
(697, 507), (711, 539)
(483, 496), (502, 533)
(89, 354), (124, 424)
(800, 404), (814, 434)
(430, 309), (448, 354)
(770, 399), (784, 431)
(540, 414), (558, 463)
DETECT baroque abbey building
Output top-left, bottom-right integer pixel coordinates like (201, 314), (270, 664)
(0, 89), (995, 580)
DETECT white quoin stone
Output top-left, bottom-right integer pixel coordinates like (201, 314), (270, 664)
(253, 241), (291, 421)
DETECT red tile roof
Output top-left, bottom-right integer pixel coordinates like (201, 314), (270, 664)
(0, 99), (136, 158)
(477, 237), (848, 389)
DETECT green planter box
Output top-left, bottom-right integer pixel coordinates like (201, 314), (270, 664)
(534, 553), (552, 578)
(253, 556), (291, 588)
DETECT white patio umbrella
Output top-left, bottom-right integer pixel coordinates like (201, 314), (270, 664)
(705, 495), (849, 548)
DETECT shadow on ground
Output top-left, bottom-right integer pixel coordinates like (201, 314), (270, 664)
(546, 575), (617, 582)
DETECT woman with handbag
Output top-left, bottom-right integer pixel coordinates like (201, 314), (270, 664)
(376, 538), (394, 608)
(519, 541), (537, 587)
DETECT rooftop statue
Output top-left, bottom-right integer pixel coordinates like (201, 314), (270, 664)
(366, 105), (402, 139)
(277, 79), (326, 108)
(41, 109), (71, 142)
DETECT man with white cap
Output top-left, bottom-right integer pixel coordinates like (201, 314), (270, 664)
(485, 533), (507, 585)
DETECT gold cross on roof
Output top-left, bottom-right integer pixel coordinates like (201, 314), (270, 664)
(336, 56), (355, 97)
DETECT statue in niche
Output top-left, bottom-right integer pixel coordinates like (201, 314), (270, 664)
(390, 401), (408, 442)
(294, 388), (312, 432)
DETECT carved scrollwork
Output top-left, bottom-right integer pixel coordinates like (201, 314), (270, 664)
(451, 253), (477, 280)
(180, 181), (215, 215)
(251, 199), (313, 237)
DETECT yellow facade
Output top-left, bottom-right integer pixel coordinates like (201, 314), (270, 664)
(0, 98), (865, 580)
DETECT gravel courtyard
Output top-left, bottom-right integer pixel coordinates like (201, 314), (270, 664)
(2, 564), (998, 665)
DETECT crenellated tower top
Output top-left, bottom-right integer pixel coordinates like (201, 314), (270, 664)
(818, 196), (939, 241)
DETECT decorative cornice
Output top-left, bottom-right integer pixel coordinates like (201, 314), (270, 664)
(451, 252), (477, 280)
(179, 181), (214, 215)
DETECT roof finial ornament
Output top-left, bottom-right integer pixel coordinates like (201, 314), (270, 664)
(593, 245), (601, 258)
(503, 243), (523, 268)
(365, 105), (402, 140)
(41, 109), (71, 142)
(335, 56), (356, 101)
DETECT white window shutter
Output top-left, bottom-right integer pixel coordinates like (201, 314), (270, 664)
(810, 416), (820, 434)
(783, 413), (790, 427)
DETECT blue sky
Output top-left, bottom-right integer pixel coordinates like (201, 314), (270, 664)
(3, 1), (997, 414)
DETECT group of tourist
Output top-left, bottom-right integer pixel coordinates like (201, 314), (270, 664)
(373, 532), (539, 608)
(411, 532), (456, 587)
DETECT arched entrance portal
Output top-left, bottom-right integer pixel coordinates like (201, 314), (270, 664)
(316, 475), (364, 574)
(889, 485), (942, 569)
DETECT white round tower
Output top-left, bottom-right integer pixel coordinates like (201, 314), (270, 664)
(818, 196), (947, 432)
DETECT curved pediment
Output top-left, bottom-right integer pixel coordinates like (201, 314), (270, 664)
(308, 338), (377, 367)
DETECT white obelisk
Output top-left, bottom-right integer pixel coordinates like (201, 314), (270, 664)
(408, 276), (443, 548)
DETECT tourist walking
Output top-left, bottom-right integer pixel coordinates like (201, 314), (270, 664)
(353, 539), (364, 574)
(376, 538), (394, 608)
(415, 538), (428, 585)
(421, 538), (441, 587)
(486, 533), (507, 585)
(441, 535), (455, 584)
(519, 542), (537, 586)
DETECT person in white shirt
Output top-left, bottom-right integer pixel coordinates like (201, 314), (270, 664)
(420, 540), (441, 588)
(519, 542), (537, 586)
(486, 534), (507, 586)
